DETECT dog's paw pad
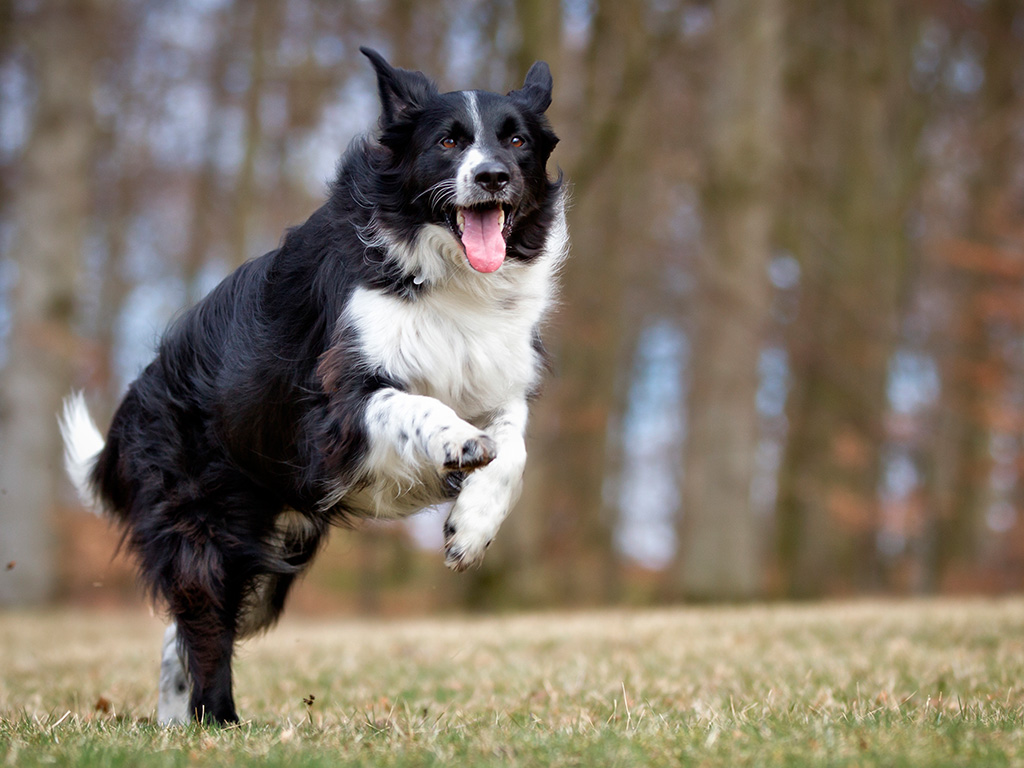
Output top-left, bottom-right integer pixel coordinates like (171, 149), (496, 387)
(443, 434), (497, 472)
(444, 541), (490, 572)
(444, 545), (467, 571)
(443, 524), (493, 572)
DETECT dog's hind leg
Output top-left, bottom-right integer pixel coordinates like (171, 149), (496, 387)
(157, 623), (190, 725)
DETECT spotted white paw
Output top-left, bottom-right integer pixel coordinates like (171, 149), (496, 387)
(442, 483), (503, 571)
(428, 425), (497, 473)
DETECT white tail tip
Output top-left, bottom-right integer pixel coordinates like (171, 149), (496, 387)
(58, 391), (105, 511)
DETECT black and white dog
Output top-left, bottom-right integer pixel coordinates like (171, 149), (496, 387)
(60, 48), (566, 725)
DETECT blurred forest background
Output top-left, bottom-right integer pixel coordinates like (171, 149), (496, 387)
(2, 0), (1024, 612)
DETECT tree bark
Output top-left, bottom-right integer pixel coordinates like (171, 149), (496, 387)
(668, 0), (782, 601)
(230, 0), (278, 268)
(919, 0), (1021, 592)
(0, 0), (98, 605)
(775, 1), (920, 597)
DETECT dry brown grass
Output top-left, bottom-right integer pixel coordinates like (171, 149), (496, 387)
(3, 598), (1024, 766)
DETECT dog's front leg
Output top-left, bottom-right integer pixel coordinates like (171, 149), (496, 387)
(363, 388), (498, 476)
(444, 399), (528, 571)
(157, 623), (190, 725)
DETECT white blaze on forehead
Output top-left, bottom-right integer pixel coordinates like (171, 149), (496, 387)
(465, 91), (484, 139)
(456, 91), (492, 206)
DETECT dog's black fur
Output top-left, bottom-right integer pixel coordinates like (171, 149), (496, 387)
(70, 49), (563, 723)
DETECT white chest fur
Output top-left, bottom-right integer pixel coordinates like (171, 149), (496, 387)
(346, 270), (549, 419)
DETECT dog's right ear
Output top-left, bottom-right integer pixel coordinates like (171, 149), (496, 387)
(360, 47), (436, 125)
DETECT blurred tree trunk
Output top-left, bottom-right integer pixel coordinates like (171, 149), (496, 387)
(919, 0), (1021, 592)
(0, 0), (10, 54)
(89, 5), (145, 417)
(92, 163), (133, 416)
(510, 0), (561, 86)
(667, 0), (781, 601)
(231, 0), (278, 268)
(0, 0), (13, 218)
(385, 0), (417, 67)
(775, 2), (919, 597)
(0, 0), (98, 605)
(533, 134), (635, 604)
(184, 7), (234, 306)
(534, 0), (673, 605)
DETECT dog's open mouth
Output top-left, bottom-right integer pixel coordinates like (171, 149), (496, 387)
(446, 203), (513, 273)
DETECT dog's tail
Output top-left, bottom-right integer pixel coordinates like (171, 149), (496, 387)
(58, 391), (105, 512)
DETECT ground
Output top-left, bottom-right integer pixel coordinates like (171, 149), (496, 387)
(2, 599), (1023, 766)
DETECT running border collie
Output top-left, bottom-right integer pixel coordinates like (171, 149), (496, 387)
(59, 48), (567, 725)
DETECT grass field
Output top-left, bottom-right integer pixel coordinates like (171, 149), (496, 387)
(2, 599), (1024, 766)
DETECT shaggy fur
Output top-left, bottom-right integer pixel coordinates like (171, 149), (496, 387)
(60, 48), (567, 724)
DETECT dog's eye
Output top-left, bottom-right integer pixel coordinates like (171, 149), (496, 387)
(439, 136), (457, 149)
(510, 136), (526, 148)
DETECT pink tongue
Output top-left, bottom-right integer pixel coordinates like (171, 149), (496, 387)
(461, 208), (506, 273)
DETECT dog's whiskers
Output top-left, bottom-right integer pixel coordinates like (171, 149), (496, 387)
(415, 179), (459, 212)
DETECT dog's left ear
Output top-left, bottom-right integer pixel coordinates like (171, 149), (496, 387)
(508, 61), (553, 114)
(360, 46), (437, 124)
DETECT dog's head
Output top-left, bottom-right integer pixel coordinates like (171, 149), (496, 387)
(360, 47), (560, 276)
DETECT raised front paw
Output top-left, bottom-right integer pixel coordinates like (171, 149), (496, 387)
(436, 429), (497, 473)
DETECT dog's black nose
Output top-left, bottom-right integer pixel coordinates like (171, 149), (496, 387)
(474, 162), (510, 193)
